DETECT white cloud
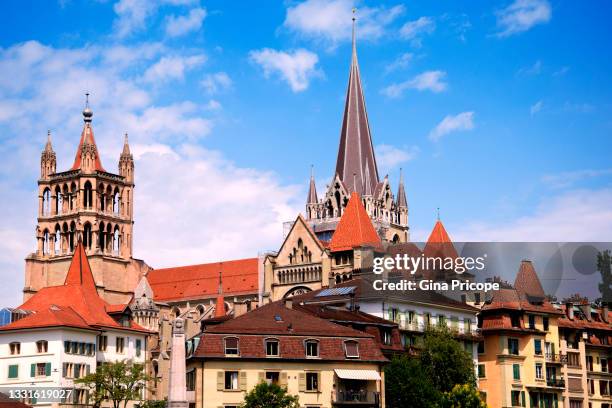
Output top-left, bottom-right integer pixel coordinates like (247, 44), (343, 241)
(143, 55), (206, 83)
(451, 189), (612, 241)
(112, 0), (199, 38)
(165, 7), (207, 37)
(553, 66), (570, 77)
(385, 52), (413, 73)
(517, 60), (542, 76)
(375, 144), (419, 175)
(381, 70), (447, 98)
(496, 0), (551, 38)
(200, 72), (232, 94)
(541, 169), (612, 189)
(530, 100), (543, 115)
(428, 111), (475, 142)
(399, 16), (435, 47)
(249, 48), (321, 92)
(283, 0), (405, 47)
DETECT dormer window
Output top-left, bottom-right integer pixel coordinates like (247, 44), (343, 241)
(305, 340), (319, 358)
(344, 340), (359, 358)
(225, 337), (239, 356)
(9, 342), (20, 355)
(36, 340), (48, 353)
(265, 339), (279, 357)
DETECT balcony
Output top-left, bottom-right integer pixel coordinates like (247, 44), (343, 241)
(546, 378), (565, 388)
(333, 391), (380, 407)
(545, 353), (567, 364)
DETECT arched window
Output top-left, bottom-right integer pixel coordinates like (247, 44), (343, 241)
(196, 305), (205, 319)
(42, 188), (51, 216)
(83, 223), (92, 250)
(113, 188), (120, 214)
(392, 234), (400, 244)
(106, 223), (112, 252)
(98, 183), (105, 211)
(70, 183), (77, 211)
(42, 229), (50, 255)
(98, 222), (105, 251)
(83, 181), (93, 208)
(334, 191), (341, 216)
(55, 186), (62, 215)
(113, 226), (120, 254)
(305, 339), (319, 358)
(106, 185), (112, 212)
(69, 222), (76, 252)
(172, 307), (181, 318)
(54, 225), (61, 254)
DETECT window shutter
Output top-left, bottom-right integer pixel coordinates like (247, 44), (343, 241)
(280, 372), (288, 388)
(8, 365), (18, 379)
(216, 371), (224, 391)
(258, 372), (264, 384)
(30, 363), (36, 377)
(521, 391), (525, 407)
(62, 363), (67, 377)
(298, 373), (306, 392)
(45, 362), (51, 376)
(86, 364), (91, 375)
(239, 371), (247, 391)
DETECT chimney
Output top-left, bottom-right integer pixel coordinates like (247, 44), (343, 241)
(566, 302), (574, 320)
(349, 292), (356, 311)
(233, 302), (248, 318)
(284, 299), (293, 309)
(579, 303), (591, 321)
(603, 304), (609, 323)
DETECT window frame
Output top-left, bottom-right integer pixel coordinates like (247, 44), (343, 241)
(305, 372), (319, 392)
(305, 339), (320, 358)
(265, 338), (279, 357)
(36, 340), (48, 353)
(116, 337), (125, 354)
(9, 342), (20, 355)
(224, 337), (240, 356)
(224, 371), (239, 390)
(344, 340), (360, 358)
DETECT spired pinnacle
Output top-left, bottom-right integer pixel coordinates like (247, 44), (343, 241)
(82, 92), (93, 123)
(44, 130), (53, 152)
(122, 132), (131, 156)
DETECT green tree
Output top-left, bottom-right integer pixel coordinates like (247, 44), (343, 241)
(75, 360), (151, 408)
(440, 384), (487, 408)
(241, 382), (300, 408)
(384, 355), (440, 408)
(598, 250), (612, 303)
(420, 328), (476, 393)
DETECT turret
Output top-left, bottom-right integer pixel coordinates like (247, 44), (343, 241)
(119, 133), (134, 183)
(40, 130), (56, 179)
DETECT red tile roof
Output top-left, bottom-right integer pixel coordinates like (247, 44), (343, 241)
(329, 192), (381, 252)
(70, 123), (105, 172)
(194, 301), (387, 362)
(514, 260), (546, 299)
(148, 258), (259, 302)
(0, 242), (149, 333)
(423, 220), (459, 260)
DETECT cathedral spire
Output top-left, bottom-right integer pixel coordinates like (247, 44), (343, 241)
(214, 270), (226, 318)
(396, 168), (407, 208)
(306, 165), (318, 204)
(334, 9), (379, 196)
(71, 93), (105, 172)
(44, 130), (53, 152)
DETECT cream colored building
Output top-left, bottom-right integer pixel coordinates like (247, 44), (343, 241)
(186, 300), (387, 408)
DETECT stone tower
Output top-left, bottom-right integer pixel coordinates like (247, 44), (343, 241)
(24, 96), (149, 304)
(305, 15), (409, 243)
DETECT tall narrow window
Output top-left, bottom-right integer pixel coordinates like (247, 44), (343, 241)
(224, 337), (239, 356)
(36, 340), (48, 353)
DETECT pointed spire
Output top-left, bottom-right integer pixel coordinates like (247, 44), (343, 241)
(71, 94), (105, 172)
(44, 130), (53, 152)
(121, 132), (131, 156)
(396, 168), (407, 207)
(335, 9), (379, 196)
(64, 240), (97, 292)
(306, 165), (318, 204)
(514, 260), (546, 300)
(363, 165), (372, 196)
(214, 270), (226, 318)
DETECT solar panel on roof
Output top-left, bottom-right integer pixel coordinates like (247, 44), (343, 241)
(315, 286), (356, 297)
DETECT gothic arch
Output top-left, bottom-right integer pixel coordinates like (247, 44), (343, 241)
(42, 188), (51, 216)
(83, 181), (93, 208)
(283, 286), (312, 299)
(83, 222), (92, 250)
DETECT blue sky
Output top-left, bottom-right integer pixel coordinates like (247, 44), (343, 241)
(0, 0), (611, 305)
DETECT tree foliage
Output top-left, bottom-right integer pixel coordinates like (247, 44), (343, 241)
(440, 384), (487, 408)
(598, 250), (612, 303)
(241, 382), (300, 408)
(385, 328), (484, 408)
(75, 360), (151, 408)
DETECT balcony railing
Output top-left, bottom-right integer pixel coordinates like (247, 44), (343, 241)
(334, 390), (380, 405)
(546, 378), (565, 388)
(545, 353), (567, 364)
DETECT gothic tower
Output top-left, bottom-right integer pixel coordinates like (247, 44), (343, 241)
(305, 15), (409, 243)
(24, 96), (148, 304)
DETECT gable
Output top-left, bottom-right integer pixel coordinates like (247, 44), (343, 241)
(275, 216), (324, 266)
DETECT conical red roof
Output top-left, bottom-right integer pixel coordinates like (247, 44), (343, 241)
(329, 192), (381, 252)
(423, 219), (459, 260)
(514, 260), (546, 299)
(70, 123), (105, 172)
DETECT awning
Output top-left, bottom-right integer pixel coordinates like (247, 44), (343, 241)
(334, 369), (381, 381)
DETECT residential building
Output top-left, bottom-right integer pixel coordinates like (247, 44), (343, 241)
(187, 300), (387, 408)
(478, 260), (565, 408)
(0, 242), (150, 408)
